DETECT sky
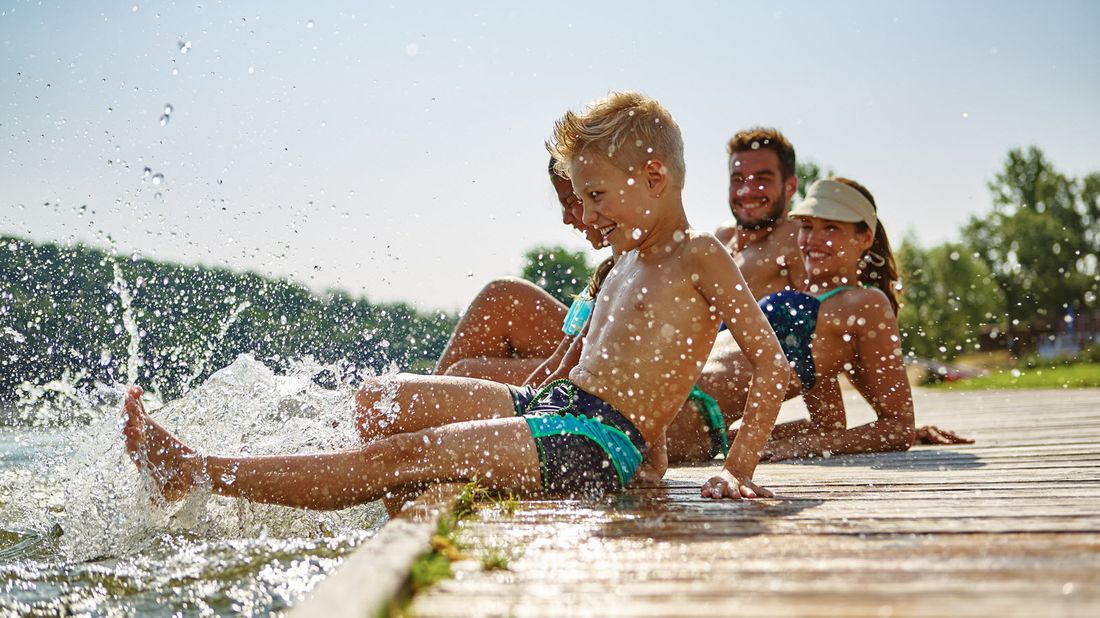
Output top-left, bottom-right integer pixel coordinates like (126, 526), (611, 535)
(2, 1), (1099, 311)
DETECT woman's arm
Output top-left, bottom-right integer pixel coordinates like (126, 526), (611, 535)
(760, 295), (915, 461)
(760, 377), (846, 442)
(522, 334), (573, 386)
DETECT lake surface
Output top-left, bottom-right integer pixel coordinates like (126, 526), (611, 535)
(0, 356), (392, 615)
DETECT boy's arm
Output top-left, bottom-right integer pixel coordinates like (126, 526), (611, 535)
(759, 295), (916, 461)
(690, 236), (790, 499)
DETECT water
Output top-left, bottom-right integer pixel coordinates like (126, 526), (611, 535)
(0, 355), (391, 615)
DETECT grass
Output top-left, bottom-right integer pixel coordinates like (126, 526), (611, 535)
(401, 480), (515, 609)
(480, 547), (510, 571)
(932, 363), (1100, 390)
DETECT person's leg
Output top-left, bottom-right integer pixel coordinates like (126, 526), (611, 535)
(123, 386), (542, 511)
(355, 373), (525, 443)
(434, 277), (567, 375)
(664, 335), (754, 463)
(443, 357), (547, 384)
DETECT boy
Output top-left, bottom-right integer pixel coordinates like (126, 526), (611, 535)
(122, 92), (790, 507)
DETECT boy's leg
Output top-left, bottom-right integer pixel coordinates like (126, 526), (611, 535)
(357, 373), (527, 443)
(124, 386), (542, 510)
(434, 278), (566, 375)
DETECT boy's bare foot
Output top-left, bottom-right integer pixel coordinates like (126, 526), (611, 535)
(122, 386), (204, 502)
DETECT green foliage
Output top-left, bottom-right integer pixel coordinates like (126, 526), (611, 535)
(0, 236), (458, 405)
(520, 245), (593, 305)
(795, 160), (835, 199)
(897, 236), (1006, 360)
(479, 548), (509, 571)
(453, 480), (492, 519)
(932, 363), (1100, 390)
(408, 552), (453, 593)
(1017, 344), (1100, 369)
(963, 147), (1100, 330)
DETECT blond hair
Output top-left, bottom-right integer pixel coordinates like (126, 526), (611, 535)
(547, 91), (686, 189)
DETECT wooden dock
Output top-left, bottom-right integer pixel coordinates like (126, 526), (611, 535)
(407, 387), (1100, 617)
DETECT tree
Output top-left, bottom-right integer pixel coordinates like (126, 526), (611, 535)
(0, 235), (457, 404)
(897, 236), (1006, 360)
(520, 245), (593, 305)
(795, 160), (835, 199)
(963, 147), (1099, 331)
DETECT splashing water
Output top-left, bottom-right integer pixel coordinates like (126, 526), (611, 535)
(183, 300), (252, 391)
(112, 261), (142, 386)
(0, 355), (391, 614)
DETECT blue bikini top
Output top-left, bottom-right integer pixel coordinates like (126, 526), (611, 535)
(562, 297), (594, 336)
(759, 286), (853, 393)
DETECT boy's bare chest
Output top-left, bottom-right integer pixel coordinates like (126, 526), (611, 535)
(599, 258), (698, 325)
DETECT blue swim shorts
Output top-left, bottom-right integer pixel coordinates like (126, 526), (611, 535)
(508, 380), (647, 497)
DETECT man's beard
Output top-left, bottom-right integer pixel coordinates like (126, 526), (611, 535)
(732, 185), (789, 231)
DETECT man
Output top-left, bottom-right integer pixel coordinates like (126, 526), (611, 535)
(669, 128), (809, 462)
(715, 127), (806, 299)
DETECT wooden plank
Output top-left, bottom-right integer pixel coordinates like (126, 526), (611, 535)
(408, 388), (1100, 617)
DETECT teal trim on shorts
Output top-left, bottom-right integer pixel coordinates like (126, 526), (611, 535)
(524, 412), (643, 488)
(688, 384), (728, 457)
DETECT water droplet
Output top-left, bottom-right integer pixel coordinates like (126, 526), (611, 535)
(163, 103), (174, 115)
(306, 19), (315, 29)
(178, 40), (192, 54)
(151, 173), (164, 185)
(142, 167), (152, 180)
(961, 111), (969, 118)
(631, 229), (642, 240)
(220, 472), (237, 485)
(626, 178), (635, 186)
(247, 66), (255, 74)
(672, 230), (685, 242)
(159, 114), (169, 126)
(171, 67), (179, 76)
(154, 192), (162, 200)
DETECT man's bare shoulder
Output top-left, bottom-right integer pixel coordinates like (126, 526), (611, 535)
(683, 229), (728, 254)
(772, 217), (802, 248)
(715, 221), (737, 246)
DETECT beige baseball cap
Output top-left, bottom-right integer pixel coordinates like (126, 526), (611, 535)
(790, 179), (877, 235)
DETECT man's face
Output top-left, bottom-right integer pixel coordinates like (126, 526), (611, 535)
(728, 148), (791, 230)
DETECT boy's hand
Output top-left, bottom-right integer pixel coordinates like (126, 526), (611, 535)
(701, 470), (774, 500)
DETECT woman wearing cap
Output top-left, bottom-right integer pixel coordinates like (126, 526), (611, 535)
(707, 177), (970, 461)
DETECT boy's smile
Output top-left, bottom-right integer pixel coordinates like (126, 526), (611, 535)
(569, 153), (652, 253)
